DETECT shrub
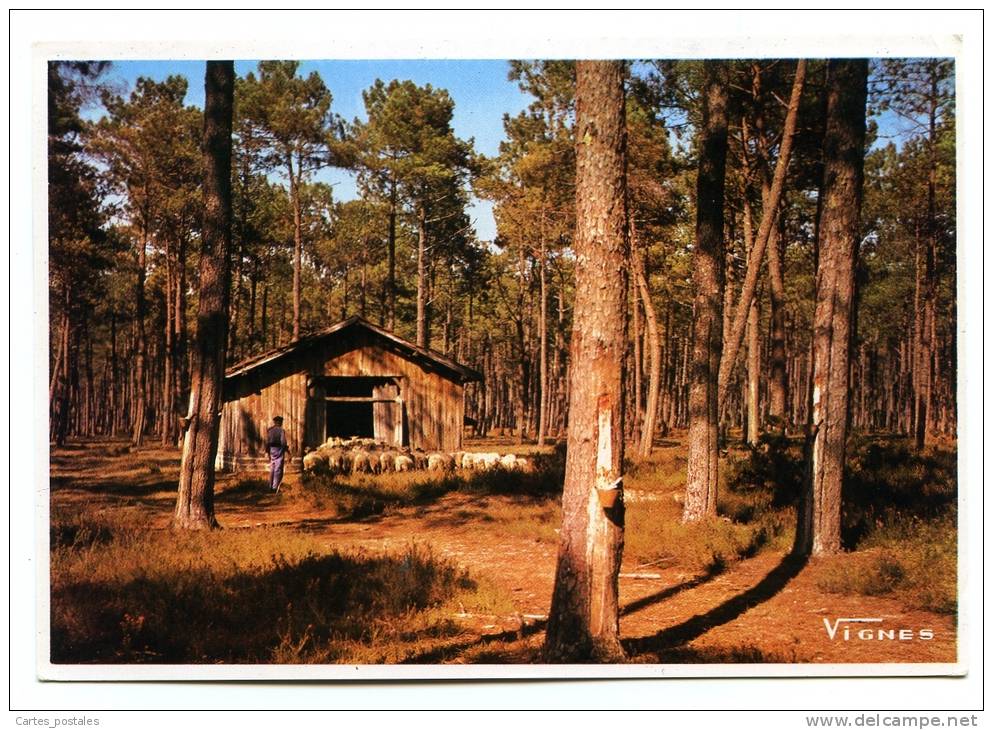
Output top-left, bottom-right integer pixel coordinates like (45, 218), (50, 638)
(722, 431), (805, 509)
(50, 512), (508, 664)
(814, 513), (957, 614)
(625, 498), (771, 575)
(815, 550), (907, 596)
(841, 437), (957, 549)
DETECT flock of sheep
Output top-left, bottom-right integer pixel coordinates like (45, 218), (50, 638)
(301, 437), (534, 476)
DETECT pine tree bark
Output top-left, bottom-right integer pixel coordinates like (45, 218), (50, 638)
(914, 76), (940, 450)
(177, 232), (189, 402)
(632, 226), (662, 459)
(717, 60), (806, 413)
(416, 199), (429, 347)
(752, 92), (789, 427)
(683, 61), (729, 523)
(631, 265), (643, 444)
(537, 224), (549, 447)
(795, 58), (867, 557)
(174, 61), (235, 530)
(109, 311), (119, 436)
(544, 60), (628, 663)
(131, 204), (150, 446)
(767, 220), (788, 425)
(746, 294), (760, 446)
(50, 290), (72, 446)
(387, 172), (398, 330)
(289, 153), (302, 340)
(161, 237), (174, 445)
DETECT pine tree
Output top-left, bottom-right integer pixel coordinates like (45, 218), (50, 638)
(544, 60), (628, 662)
(174, 61), (235, 530)
(683, 61), (729, 523)
(351, 79), (475, 347)
(237, 61), (336, 340)
(795, 58), (868, 556)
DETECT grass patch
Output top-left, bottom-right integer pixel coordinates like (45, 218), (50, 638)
(629, 643), (802, 664)
(297, 456), (564, 521)
(814, 513), (957, 614)
(803, 438), (958, 614)
(622, 436), (793, 575)
(50, 507), (510, 664)
(625, 498), (780, 575)
(841, 437), (957, 548)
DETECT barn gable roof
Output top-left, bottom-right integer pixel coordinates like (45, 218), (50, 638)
(224, 315), (483, 385)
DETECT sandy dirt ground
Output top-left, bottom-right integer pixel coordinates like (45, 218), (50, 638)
(49, 442), (958, 666)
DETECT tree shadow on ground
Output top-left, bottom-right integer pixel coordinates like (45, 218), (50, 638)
(51, 477), (180, 500)
(399, 615), (548, 664)
(619, 568), (722, 618)
(622, 552), (807, 660)
(398, 553), (808, 665)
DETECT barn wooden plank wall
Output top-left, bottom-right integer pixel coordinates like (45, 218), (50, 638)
(323, 332), (464, 452)
(216, 325), (471, 471)
(216, 372), (307, 471)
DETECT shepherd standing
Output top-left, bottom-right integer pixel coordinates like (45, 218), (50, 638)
(266, 415), (289, 492)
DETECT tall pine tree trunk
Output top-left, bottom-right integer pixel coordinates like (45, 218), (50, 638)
(633, 226), (662, 458)
(683, 61), (729, 523)
(795, 58), (867, 557)
(631, 277), (642, 444)
(174, 61), (234, 530)
(109, 311), (119, 437)
(177, 232), (188, 406)
(914, 86), (940, 450)
(387, 172), (398, 331)
(50, 288), (72, 445)
(753, 70), (789, 428)
(289, 154), (302, 340)
(131, 200), (150, 446)
(746, 295), (761, 445)
(767, 220), (788, 425)
(717, 60), (806, 413)
(416, 200), (428, 347)
(161, 237), (175, 446)
(544, 60), (628, 663)
(537, 224), (549, 447)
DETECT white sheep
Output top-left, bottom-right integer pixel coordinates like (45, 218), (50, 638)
(302, 451), (327, 473)
(379, 450), (398, 473)
(474, 452), (502, 470)
(395, 454), (414, 472)
(428, 452), (455, 472)
(350, 450), (374, 474)
(500, 454), (518, 470)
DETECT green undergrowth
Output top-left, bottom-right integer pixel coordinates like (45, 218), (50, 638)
(624, 431), (956, 616)
(812, 438), (958, 614)
(623, 440), (793, 575)
(50, 506), (511, 664)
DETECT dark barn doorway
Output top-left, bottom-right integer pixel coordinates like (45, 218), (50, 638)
(323, 377), (402, 445)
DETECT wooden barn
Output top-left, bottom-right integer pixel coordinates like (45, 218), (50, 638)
(216, 316), (482, 471)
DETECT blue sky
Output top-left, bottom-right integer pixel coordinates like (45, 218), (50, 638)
(88, 58), (940, 241)
(94, 59), (532, 240)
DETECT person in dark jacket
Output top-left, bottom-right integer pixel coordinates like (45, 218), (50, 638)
(266, 416), (289, 492)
